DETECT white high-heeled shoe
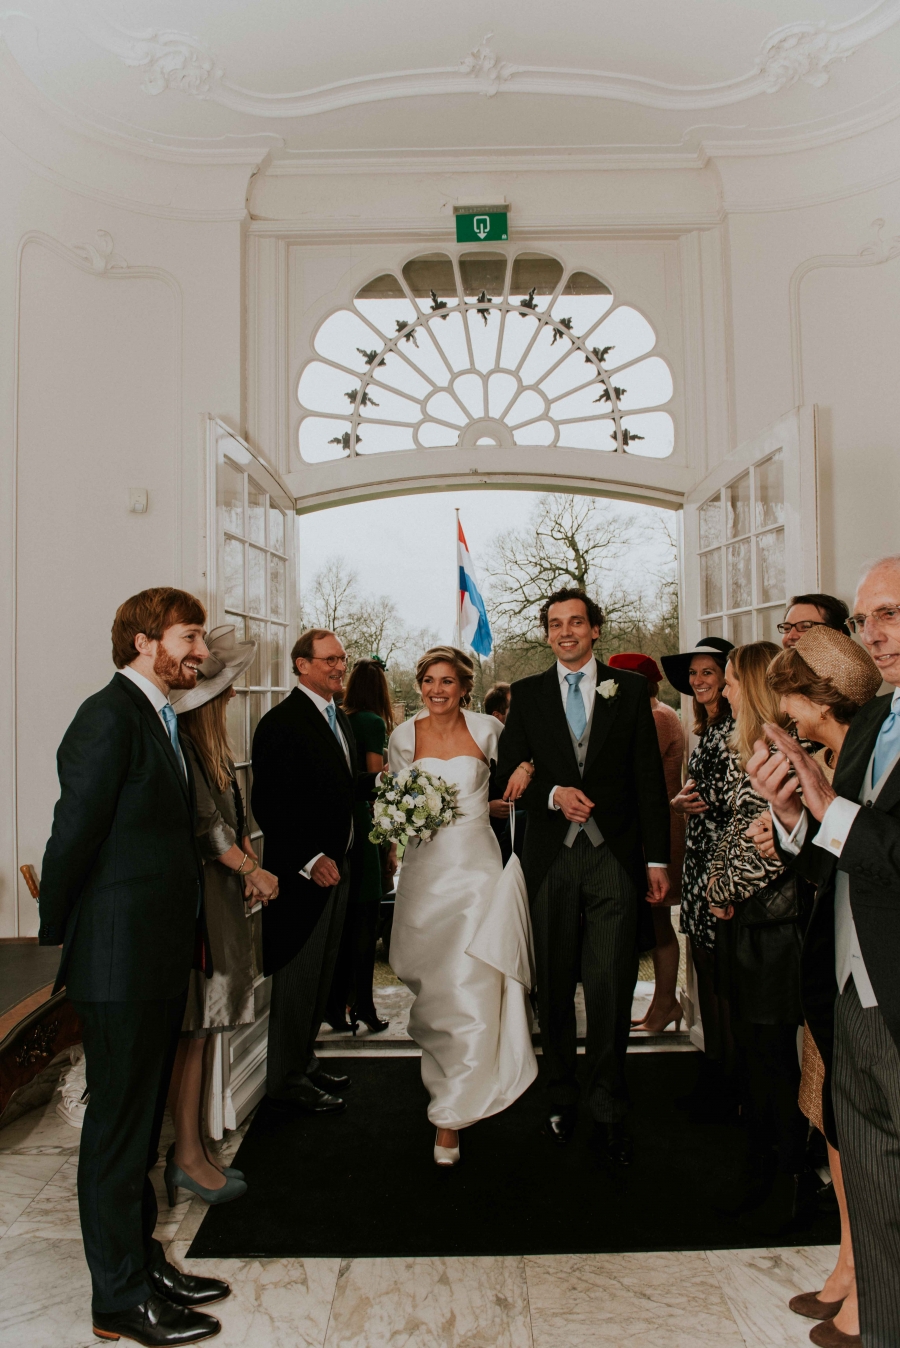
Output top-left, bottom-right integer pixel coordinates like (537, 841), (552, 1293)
(434, 1129), (460, 1167)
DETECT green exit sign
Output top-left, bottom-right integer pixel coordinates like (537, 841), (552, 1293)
(454, 209), (508, 243)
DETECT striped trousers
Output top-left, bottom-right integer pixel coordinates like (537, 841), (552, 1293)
(833, 980), (900, 1348)
(266, 859), (351, 1094)
(532, 834), (638, 1123)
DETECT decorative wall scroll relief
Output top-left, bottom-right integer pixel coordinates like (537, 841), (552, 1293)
(70, 0), (900, 114)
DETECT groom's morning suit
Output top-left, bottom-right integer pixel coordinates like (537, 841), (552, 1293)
(497, 658), (669, 1122)
(252, 686), (377, 1095)
(38, 669), (205, 1315)
(776, 690), (900, 1344)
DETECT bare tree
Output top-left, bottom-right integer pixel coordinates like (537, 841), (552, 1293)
(303, 555), (359, 634)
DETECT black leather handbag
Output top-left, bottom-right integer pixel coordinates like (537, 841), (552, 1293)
(737, 869), (801, 927)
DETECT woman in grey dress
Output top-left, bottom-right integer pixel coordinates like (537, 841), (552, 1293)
(165, 626), (279, 1205)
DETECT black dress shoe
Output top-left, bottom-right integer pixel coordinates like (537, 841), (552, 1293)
(92, 1293), (219, 1345)
(594, 1122), (633, 1167)
(308, 1068), (351, 1092)
(149, 1261), (230, 1308)
(543, 1111), (576, 1143)
(267, 1080), (346, 1114)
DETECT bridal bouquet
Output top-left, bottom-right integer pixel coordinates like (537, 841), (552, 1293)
(369, 767), (460, 846)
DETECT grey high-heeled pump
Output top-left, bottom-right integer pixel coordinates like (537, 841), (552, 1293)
(165, 1142), (244, 1181)
(164, 1160), (247, 1207)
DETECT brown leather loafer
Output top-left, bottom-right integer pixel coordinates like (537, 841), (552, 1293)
(809, 1319), (862, 1347)
(788, 1290), (844, 1321)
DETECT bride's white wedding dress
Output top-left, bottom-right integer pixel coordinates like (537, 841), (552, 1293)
(388, 710), (538, 1130)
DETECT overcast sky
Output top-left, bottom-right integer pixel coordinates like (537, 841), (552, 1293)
(297, 489), (675, 646)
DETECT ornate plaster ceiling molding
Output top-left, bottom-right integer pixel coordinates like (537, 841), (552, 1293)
(71, 228), (127, 271)
(72, 1), (900, 116)
(790, 216), (900, 401)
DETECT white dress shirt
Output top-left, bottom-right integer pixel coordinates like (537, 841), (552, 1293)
(297, 683), (352, 879)
(119, 664), (186, 778)
(547, 656), (665, 867)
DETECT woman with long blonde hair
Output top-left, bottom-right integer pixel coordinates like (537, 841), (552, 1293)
(706, 641), (815, 1237)
(166, 627), (279, 1207)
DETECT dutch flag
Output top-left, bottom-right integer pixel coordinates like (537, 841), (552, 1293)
(457, 517), (493, 657)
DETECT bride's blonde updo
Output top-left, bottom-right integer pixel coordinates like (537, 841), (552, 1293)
(415, 646), (475, 707)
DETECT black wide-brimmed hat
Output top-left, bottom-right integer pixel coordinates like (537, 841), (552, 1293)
(660, 637), (734, 697)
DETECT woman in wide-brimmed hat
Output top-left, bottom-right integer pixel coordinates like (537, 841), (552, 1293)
(609, 652), (685, 1034)
(165, 626), (280, 1208)
(661, 637), (735, 1117)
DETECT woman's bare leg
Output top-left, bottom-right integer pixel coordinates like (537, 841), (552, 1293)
(632, 908), (681, 1030)
(168, 1037), (225, 1190)
(436, 1128), (459, 1148)
(820, 1143), (859, 1333)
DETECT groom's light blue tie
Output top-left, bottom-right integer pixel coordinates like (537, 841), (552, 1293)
(565, 671), (587, 741)
(160, 703), (186, 778)
(873, 694), (900, 783)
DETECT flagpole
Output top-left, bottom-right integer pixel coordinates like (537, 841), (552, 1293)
(454, 508), (462, 649)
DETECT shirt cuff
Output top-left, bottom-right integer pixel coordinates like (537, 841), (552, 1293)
(647, 862), (668, 869)
(813, 797), (861, 858)
(549, 786), (560, 810)
(300, 852), (324, 880)
(772, 809), (808, 856)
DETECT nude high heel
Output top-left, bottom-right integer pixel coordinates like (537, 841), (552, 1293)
(434, 1129), (460, 1167)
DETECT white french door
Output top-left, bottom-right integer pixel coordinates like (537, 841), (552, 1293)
(205, 419), (297, 1136)
(683, 407), (818, 651)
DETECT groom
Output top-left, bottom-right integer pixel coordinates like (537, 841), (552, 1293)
(496, 588), (670, 1164)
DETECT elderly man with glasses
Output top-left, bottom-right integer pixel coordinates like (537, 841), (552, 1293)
(749, 557), (900, 1348)
(252, 628), (381, 1113)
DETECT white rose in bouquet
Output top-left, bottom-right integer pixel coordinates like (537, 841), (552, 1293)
(369, 765), (461, 846)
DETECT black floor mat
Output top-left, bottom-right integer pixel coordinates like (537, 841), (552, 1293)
(188, 1053), (839, 1259)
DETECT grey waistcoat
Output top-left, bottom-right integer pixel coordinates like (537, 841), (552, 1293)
(563, 709), (605, 849)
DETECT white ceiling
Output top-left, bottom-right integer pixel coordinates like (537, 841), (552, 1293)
(3, 0), (900, 164)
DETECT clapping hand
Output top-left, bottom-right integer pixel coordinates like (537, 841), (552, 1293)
(670, 779), (708, 815)
(747, 723), (837, 826)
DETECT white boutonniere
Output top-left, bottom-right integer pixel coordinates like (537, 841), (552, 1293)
(597, 679), (619, 700)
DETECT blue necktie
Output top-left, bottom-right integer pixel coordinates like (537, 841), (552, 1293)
(873, 697), (900, 783)
(325, 701), (341, 742)
(160, 703), (185, 777)
(565, 672), (587, 741)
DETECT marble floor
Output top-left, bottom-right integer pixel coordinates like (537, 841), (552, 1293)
(0, 1091), (837, 1348)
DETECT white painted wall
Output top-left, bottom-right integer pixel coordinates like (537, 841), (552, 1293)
(0, 104), (251, 935)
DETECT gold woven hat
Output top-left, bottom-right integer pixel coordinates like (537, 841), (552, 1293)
(794, 625), (882, 705)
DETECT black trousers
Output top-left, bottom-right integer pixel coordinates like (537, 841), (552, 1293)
(266, 859), (351, 1093)
(532, 834), (638, 1123)
(328, 898), (381, 1017)
(732, 1019), (807, 1173)
(834, 981), (900, 1348)
(73, 994), (186, 1314)
(691, 939), (734, 1072)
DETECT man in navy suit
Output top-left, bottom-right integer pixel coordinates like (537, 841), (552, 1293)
(40, 589), (229, 1347)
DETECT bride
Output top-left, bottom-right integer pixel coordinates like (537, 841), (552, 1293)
(388, 645), (538, 1166)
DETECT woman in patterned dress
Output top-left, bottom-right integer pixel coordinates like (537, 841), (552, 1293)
(661, 638), (734, 1116)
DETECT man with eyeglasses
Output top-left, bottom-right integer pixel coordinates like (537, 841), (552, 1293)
(749, 557), (900, 1347)
(252, 628), (380, 1114)
(778, 592), (850, 647)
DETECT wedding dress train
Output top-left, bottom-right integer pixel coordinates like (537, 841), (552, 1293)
(388, 711), (538, 1130)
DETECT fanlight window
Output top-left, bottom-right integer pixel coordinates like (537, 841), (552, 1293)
(297, 252), (674, 462)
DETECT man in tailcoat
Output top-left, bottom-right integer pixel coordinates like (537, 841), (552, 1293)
(252, 628), (379, 1113)
(750, 556), (900, 1348)
(496, 588), (670, 1165)
(39, 588), (229, 1347)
